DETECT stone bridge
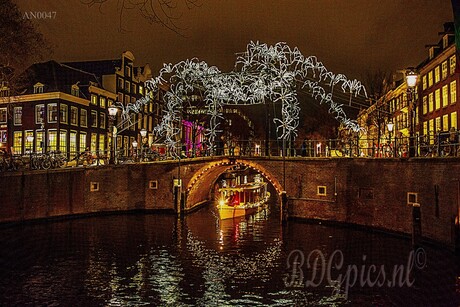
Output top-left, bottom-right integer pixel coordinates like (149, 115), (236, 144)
(0, 156), (459, 250)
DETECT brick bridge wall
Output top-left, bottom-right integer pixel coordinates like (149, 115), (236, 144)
(0, 157), (458, 248)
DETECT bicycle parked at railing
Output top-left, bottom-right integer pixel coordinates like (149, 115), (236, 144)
(0, 151), (24, 172)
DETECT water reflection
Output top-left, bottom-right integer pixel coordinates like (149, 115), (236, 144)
(0, 203), (458, 306)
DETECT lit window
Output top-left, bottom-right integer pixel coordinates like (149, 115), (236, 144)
(0, 108), (6, 124)
(428, 70), (433, 87)
(139, 85), (143, 95)
(0, 130), (7, 144)
(434, 66), (440, 84)
(79, 132), (87, 153)
(48, 129), (57, 151)
(60, 130), (67, 154)
(99, 134), (105, 152)
(100, 97), (106, 108)
(452, 112), (458, 129)
(423, 121), (428, 137)
(91, 94), (97, 105)
(12, 131), (22, 154)
(436, 117), (441, 132)
(442, 61), (448, 79)
(48, 103), (58, 123)
(59, 104), (68, 124)
(70, 131), (77, 155)
(422, 96), (427, 114)
(429, 119), (434, 143)
(443, 115), (449, 131)
(450, 55), (456, 75)
(435, 89), (441, 110)
(24, 130), (33, 152)
(442, 85), (448, 108)
(35, 131), (44, 153)
(91, 133), (97, 152)
(451, 80), (457, 104)
(91, 110), (98, 127)
(428, 93), (433, 112)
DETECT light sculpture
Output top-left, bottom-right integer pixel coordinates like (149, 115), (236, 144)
(115, 41), (367, 157)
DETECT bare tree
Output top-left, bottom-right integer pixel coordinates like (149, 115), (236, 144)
(361, 69), (392, 102)
(0, 0), (49, 114)
(80, 0), (201, 35)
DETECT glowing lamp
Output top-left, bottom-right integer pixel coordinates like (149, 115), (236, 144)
(405, 70), (418, 88)
(108, 106), (118, 117)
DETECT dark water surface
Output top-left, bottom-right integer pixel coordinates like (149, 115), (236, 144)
(0, 202), (459, 306)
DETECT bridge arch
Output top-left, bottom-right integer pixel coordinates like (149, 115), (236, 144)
(185, 158), (283, 211)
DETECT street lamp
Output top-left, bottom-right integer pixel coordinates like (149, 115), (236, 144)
(132, 140), (138, 161)
(108, 105), (119, 164)
(387, 121), (394, 157)
(405, 68), (419, 157)
(140, 128), (147, 161)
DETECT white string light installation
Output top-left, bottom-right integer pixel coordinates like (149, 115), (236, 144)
(116, 41), (367, 157)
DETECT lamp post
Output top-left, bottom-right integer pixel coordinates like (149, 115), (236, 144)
(140, 128), (147, 161)
(132, 140), (138, 162)
(405, 68), (419, 157)
(26, 135), (34, 169)
(387, 121), (394, 157)
(108, 105), (119, 164)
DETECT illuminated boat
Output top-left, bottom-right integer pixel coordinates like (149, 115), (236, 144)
(217, 174), (270, 220)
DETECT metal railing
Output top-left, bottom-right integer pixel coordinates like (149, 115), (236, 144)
(2, 131), (460, 172)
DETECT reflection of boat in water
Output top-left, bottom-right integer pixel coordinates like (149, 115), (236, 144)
(217, 174), (270, 219)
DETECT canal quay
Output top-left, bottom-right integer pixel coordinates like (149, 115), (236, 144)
(2, 0), (460, 305)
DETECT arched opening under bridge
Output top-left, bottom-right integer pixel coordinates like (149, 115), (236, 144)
(184, 158), (284, 213)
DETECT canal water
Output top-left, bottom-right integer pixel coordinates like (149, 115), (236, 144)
(0, 201), (459, 306)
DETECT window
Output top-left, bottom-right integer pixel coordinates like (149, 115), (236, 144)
(428, 93), (433, 112)
(442, 85), (448, 108)
(91, 94), (98, 105)
(125, 81), (130, 93)
(24, 130), (33, 153)
(124, 94), (129, 104)
(71, 84), (79, 97)
(99, 112), (106, 129)
(125, 65), (131, 78)
(0, 83), (9, 97)
(422, 96), (427, 114)
(0, 130), (7, 144)
(443, 115), (449, 131)
(59, 104), (68, 124)
(70, 131), (77, 155)
(91, 110), (98, 127)
(451, 80), (457, 104)
(423, 121), (428, 137)
(59, 130), (67, 154)
(118, 78), (123, 89)
(443, 35), (449, 49)
(442, 61), (448, 79)
(48, 130), (57, 151)
(108, 99), (113, 107)
(35, 104), (45, 124)
(48, 103), (58, 123)
(435, 89), (441, 110)
(35, 131), (44, 153)
(450, 55), (456, 75)
(436, 117), (441, 132)
(100, 97), (106, 108)
(118, 93), (123, 103)
(70, 106), (78, 125)
(429, 119), (434, 143)
(131, 83), (137, 94)
(317, 186), (327, 196)
(428, 70), (433, 87)
(33, 82), (44, 94)
(12, 131), (22, 155)
(139, 85), (143, 95)
(99, 134), (105, 152)
(0, 108), (6, 124)
(434, 66), (440, 83)
(452, 112), (458, 129)
(80, 109), (87, 127)
(91, 133), (97, 152)
(14, 107), (22, 125)
(79, 132), (87, 153)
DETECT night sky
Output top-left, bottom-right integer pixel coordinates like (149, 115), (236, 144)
(16, 0), (454, 81)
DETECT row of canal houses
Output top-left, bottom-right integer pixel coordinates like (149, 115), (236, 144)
(0, 51), (164, 158)
(358, 22), (460, 156)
